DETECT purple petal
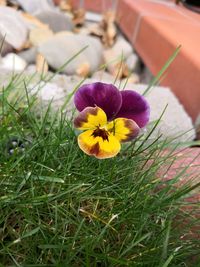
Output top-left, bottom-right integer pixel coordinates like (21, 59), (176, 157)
(116, 90), (150, 128)
(74, 82), (122, 120)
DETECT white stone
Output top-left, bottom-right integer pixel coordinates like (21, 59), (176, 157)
(0, 53), (27, 71)
(15, 0), (55, 14)
(29, 27), (54, 46)
(28, 81), (66, 110)
(126, 53), (140, 72)
(85, 12), (102, 23)
(30, 82), (64, 101)
(92, 71), (115, 82)
(38, 33), (103, 75)
(26, 64), (37, 73)
(112, 36), (133, 59)
(18, 47), (38, 64)
(0, 34), (13, 56)
(36, 10), (74, 32)
(0, 6), (28, 49)
(103, 36), (133, 63)
(103, 36), (133, 76)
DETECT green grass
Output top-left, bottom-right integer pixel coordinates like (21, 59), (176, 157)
(0, 73), (200, 267)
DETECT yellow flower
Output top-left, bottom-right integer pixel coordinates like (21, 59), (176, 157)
(74, 106), (140, 159)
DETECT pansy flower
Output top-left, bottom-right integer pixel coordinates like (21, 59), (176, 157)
(74, 82), (150, 159)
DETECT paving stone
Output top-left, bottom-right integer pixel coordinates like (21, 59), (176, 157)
(128, 83), (195, 143)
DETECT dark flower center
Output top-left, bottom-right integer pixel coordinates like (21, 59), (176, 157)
(92, 127), (109, 141)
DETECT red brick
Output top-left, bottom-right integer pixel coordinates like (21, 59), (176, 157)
(159, 148), (200, 183)
(71, 0), (115, 12)
(53, 0), (61, 5)
(116, 0), (200, 121)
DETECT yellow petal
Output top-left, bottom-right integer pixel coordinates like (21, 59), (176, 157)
(107, 118), (140, 142)
(78, 129), (121, 159)
(74, 106), (107, 130)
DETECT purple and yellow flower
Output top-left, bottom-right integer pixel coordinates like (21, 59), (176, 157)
(73, 82), (150, 159)
(74, 106), (140, 159)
